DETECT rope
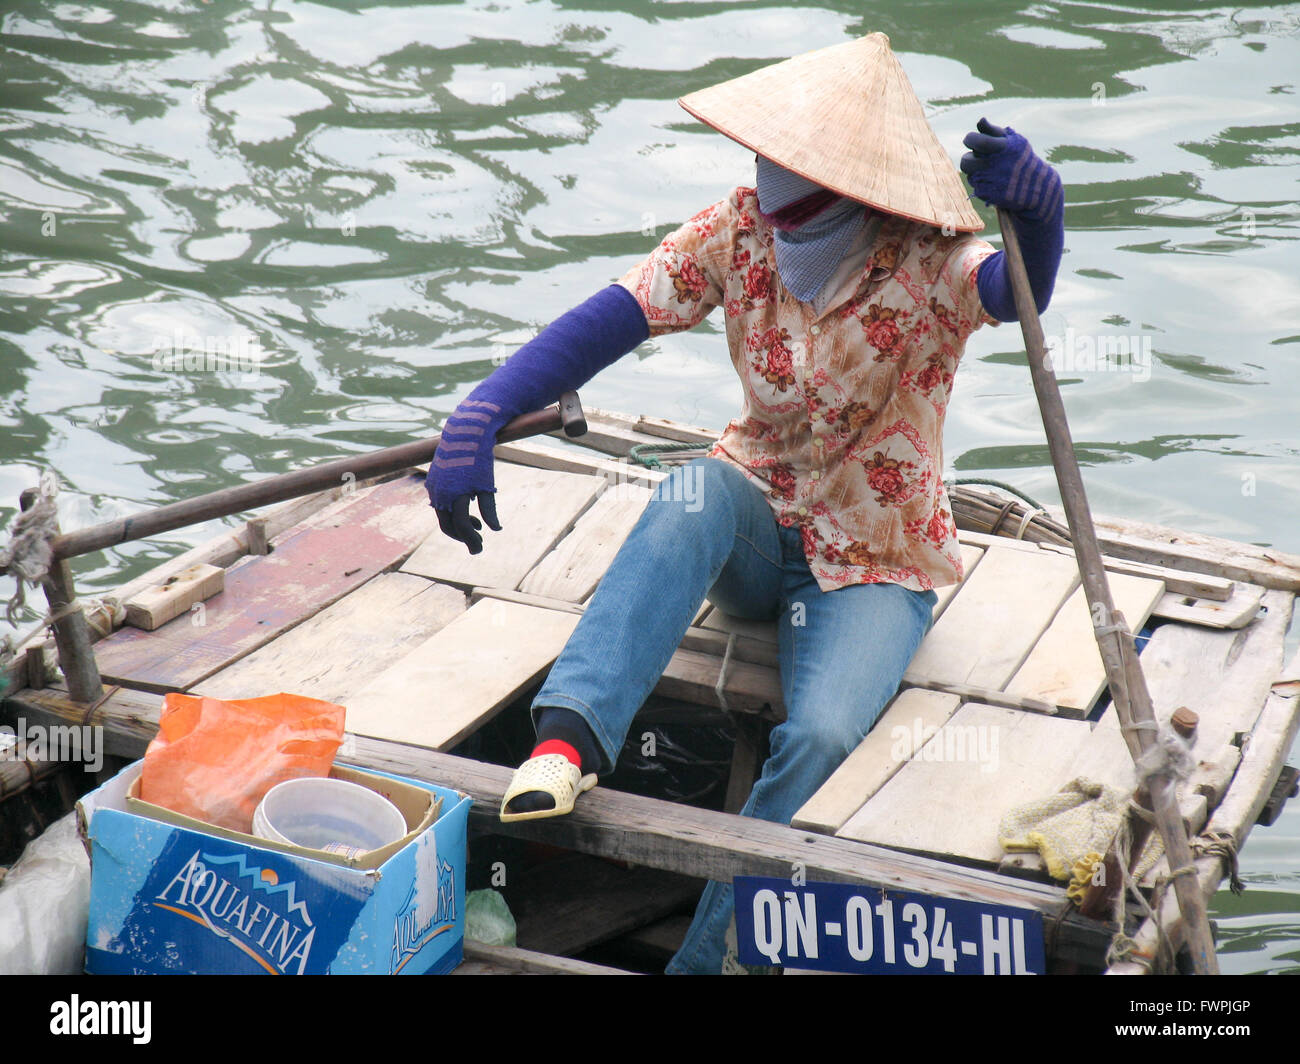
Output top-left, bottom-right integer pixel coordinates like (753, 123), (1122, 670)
(1194, 830), (1244, 895)
(715, 631), (737, 715)
(1119, 718), (1159, 740)
(628, 442), (710, 469)
(82, 597), (124, 639)
(0, 595), (123, 696)
(79, 684), (119, 728)
(1133, 725), (1197, 786)
(1106, 831), (1244, 970)
(4, 598), (115, 655)
(988, 497), (1019, 537)
(952, 477), (1048, 510)
(0, 470), (60, 627)
(1104, 728), (1204, 972)
(949, 480), (1072, 548)
(1104, 810), (1177, 973)
(0, 471), (126, 688)
(1014, 507), (1046, 539)
(1105, 815), (1143, 968)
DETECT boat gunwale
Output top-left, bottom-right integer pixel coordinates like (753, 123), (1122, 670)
(3, 410), (1297, 974)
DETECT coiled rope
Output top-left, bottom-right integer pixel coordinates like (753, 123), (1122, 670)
(0, 471), (124, 693)
(1102, 724), (1230, 972)
(0, 470), (58, 628)
(628, 442), (711, 469)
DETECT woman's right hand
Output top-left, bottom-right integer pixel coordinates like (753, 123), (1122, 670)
(426, 398), (505, 554)
(425, 283), (651, 554)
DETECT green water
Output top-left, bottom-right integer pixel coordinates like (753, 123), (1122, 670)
(1, 0), (1297, 972)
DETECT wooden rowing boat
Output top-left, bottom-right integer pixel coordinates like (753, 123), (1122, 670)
(2, 407), (1297, 974)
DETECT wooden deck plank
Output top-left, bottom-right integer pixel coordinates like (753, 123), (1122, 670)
(1107, 638), (1300, 973)
(958, 529), (1233, 601)
(519, 482), (653, 602)
(493, 438), (667, 489)
(97, 476), (389, 635)
(615, 916), (691, 964)
(123, 563), (225, 631)
(546, 409), (673, 458)
(657, 645), (783, 715)
(699, 610), (778, 644)
(892, 679), (1065, 718)
(792, 689), (962, 835)
(837, 702), (1092, 864)
(931, 543), (985, 623)
(1087, 555), (1230, 602)
(545, 407), (716, 460)
(693, 550), (993, 647)
(91, 474), (438, 694)
(631, 412), (719, 444)
(504, 853), (702, 956)
(679, 625), (779, 670)
(957, 530), (1051, 553)
(1062, 589), (1293, 795)
(401, 462), (605, 590)
(468, 584), (780, 706)
(1003, 572), (1165, 712)
(1151, 582), (1264, 629)
(903, 545), (1080, 691)
(1048, 509), (1300, 592)
(194, 573), (467, 704)
(343, 598), (580, 750)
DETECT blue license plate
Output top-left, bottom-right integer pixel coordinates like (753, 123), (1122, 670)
(733, 876), (1046, 974)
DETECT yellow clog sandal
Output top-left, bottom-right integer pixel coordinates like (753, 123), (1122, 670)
(499, 753), (598, 823)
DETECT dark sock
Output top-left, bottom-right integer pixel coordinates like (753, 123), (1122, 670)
(506, 707), (601, 814)
(534, 707), (601, 774)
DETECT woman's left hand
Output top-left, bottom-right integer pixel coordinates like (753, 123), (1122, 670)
(960, 118), (1062, 224)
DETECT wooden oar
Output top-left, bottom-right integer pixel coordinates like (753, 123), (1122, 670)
(996, 209), (1218, 974)
(3, 391), (587, 569)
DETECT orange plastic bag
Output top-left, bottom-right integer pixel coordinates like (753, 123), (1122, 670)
(140, 692), (346, 833)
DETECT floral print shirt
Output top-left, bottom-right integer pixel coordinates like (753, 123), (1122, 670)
(616, 187), (999, 592)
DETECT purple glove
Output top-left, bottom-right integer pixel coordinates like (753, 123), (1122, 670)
(427, 284), (649, 553)
(961, 118), (1065, 320)
(961, 118), (1063, 223)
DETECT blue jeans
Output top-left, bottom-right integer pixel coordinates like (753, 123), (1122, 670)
(530, 458), (936, 974)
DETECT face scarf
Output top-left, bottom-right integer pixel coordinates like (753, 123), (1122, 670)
(755, 155), (868, 303)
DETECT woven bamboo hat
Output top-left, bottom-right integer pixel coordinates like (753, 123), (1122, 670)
(678, 33), (983, 232)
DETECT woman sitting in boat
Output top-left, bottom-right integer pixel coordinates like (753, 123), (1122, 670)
(426, 33), (1064, 974)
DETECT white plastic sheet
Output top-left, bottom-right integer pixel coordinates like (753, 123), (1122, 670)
(0, 811), (90, 974)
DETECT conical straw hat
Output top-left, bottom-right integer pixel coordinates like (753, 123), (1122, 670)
(678, 33), (983, 232)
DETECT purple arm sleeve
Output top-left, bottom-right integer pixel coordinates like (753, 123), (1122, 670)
(962, 121), (1065, 321)
(975, 207), (1064, 322)
(427, 284), (649, 512)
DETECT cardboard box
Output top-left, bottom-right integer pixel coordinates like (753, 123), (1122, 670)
(124, 764), (440, 871)
(78, 761), (471, 975)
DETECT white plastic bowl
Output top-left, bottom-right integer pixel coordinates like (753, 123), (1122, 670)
(252, 776), (407, 855)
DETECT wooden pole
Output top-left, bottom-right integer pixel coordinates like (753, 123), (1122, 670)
(1079, 709), (1200, 922)
(996, 209), (1218, 974)
(1, 394), (585, 569)
(18, 488), (104, 705)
